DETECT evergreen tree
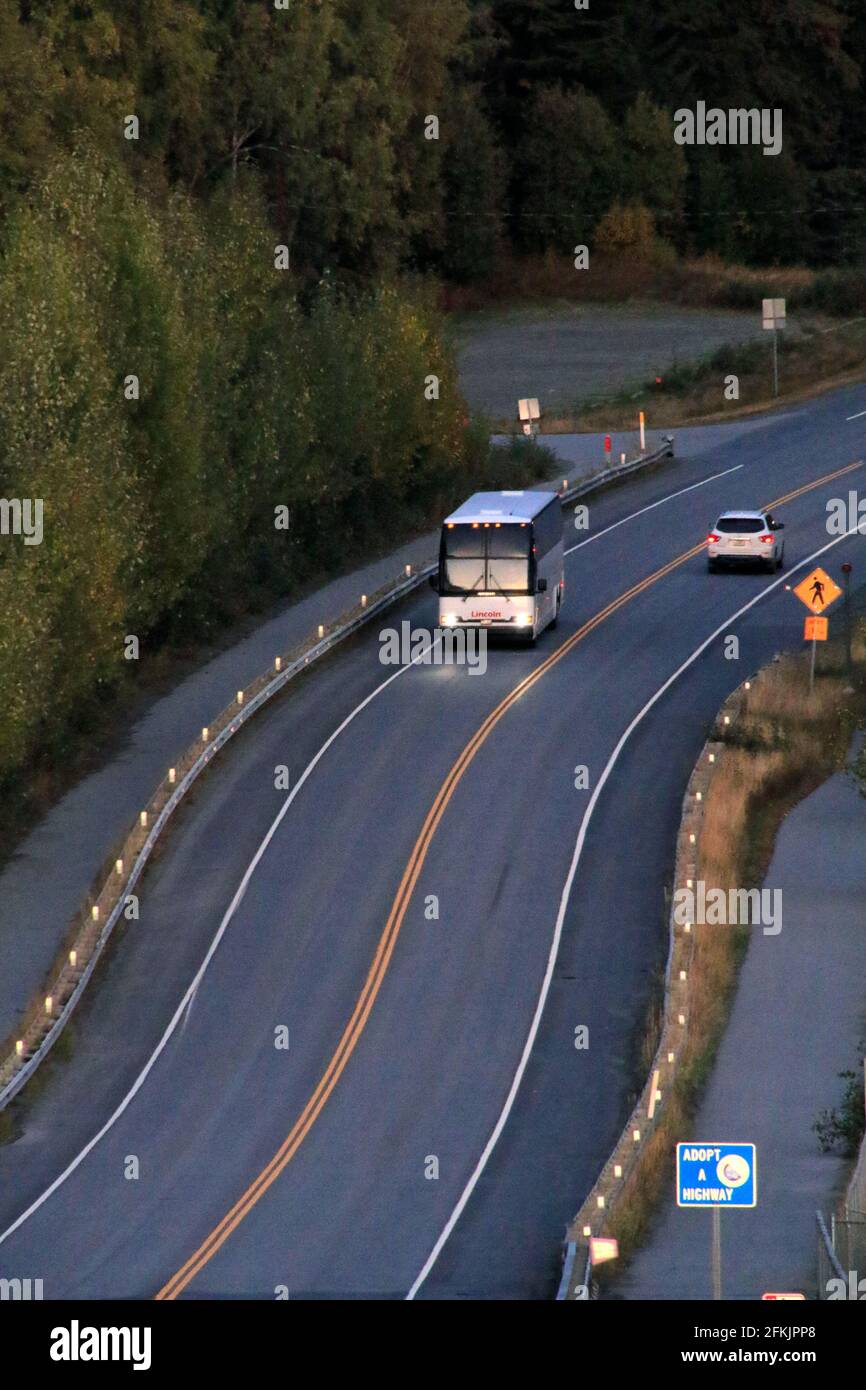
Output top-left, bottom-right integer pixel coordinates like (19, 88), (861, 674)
(441, 84), (506, 280)
(513, 84), (620, 252)
(620, 93), (686, 246)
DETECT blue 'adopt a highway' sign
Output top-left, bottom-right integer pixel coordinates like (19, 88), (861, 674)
(676, 1143), (757, 1208)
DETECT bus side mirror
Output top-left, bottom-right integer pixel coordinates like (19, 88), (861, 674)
(428, 574), (440, 593)
(537, 577), (548, 593)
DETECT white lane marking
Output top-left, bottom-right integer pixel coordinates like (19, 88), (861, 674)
(563, 465), (744, 556)
(846, 410), (866, 421)
(406, 524), (863, 1299)
(4, 462), (732, 1253)
(0, 637), (443, 1252)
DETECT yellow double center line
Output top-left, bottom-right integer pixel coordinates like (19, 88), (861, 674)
(156, 457), (862, 1299)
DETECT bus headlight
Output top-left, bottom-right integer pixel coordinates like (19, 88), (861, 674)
(442, 613), (458, 627)
(517, 612), (533, 626)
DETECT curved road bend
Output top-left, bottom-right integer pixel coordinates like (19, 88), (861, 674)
(1, 385), (865, 1299)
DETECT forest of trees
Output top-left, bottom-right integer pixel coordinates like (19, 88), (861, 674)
(1, 1), (865, 279)
(1, 0), (865, 795)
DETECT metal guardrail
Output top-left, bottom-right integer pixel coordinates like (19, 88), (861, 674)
(817, 1137), (866, 1293)
(560, 675), (749, 1302)
(559, 642), (860, 1302)
(563, 436), (675, 503)
(0, 569), (430, 1109)
(844, 1129), (866, 1222)
(556, 1241), (592, 1301)
(817, 1210), (848, 1298)
(0, 435), (676, 1113)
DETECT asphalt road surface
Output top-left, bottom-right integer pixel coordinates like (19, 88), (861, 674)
(1, 385), (865, 1300)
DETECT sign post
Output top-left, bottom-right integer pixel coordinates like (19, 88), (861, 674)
(762, 298), (786, 396)
(517, 397), (540, 438)
(793, 567), (842, 692)
(841, 562), (853, 675)
(677, 1143), (757, 1301)
(803, 616), (828, 691)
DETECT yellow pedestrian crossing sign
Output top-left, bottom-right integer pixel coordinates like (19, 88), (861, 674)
(793, 567), (842, 615)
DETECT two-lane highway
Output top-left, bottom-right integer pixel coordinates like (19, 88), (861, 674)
(2, 385), (865, 1299)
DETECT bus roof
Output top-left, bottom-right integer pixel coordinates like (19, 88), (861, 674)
(443, 490), (559, 526)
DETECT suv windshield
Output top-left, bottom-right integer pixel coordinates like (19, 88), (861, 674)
(443, 522), (531, 593)
(716, 517), (765, 534)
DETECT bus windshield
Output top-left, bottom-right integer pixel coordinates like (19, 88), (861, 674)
(442, 522), (531, 594)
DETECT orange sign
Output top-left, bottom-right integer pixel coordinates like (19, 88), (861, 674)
(804, 615), (828, 641)
(793, 567), (842, 615)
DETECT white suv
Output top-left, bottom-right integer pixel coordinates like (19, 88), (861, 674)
(707, 510), (785, 573)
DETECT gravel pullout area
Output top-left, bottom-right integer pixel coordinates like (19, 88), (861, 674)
(453, 303), (769, 420)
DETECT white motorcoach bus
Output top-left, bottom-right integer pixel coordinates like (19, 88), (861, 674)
(430, 490), (564, 642)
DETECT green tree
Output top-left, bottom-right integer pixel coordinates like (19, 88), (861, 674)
(109, 0), (214, 186)
(0, 0), (58, 211)
(441, 84), (505, 280)
(620, 93), (686, 246)
(513, 84), (620, 252)
(38, 145), (211, 627)
(289, 0), (406, 278)
(23, 0), (134, 154)
(389, 0), (470, 265)
(0, 186), (132, 777)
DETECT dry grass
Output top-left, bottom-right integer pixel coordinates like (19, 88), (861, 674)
(439, 250), (821, 316)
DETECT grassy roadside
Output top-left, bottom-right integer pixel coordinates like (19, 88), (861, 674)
(599, 618), (866, 1276)
(440, 249), (864, 319)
